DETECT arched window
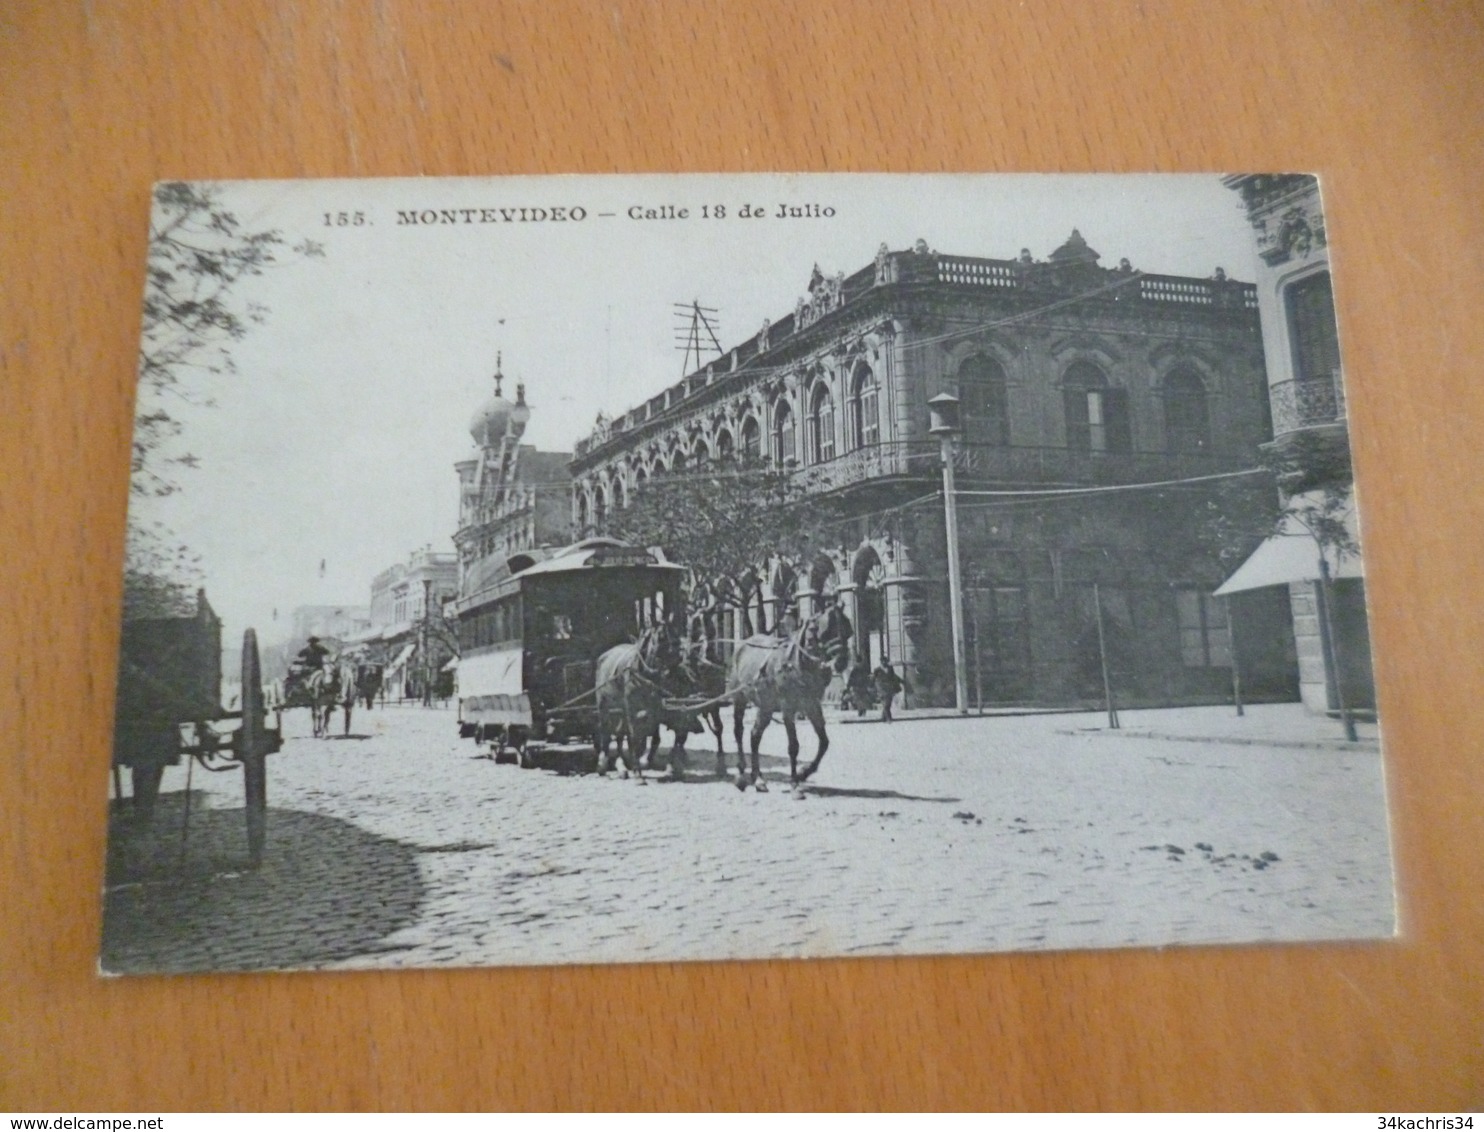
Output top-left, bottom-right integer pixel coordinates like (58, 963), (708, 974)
(1163, 368), (1210, 453)
(692, 437), (710, 464)
(670, 449), (687, 474)
(614, 477), (627, 510)
(634, 465), (648, 491)
(576, 492), (589, 533)
(957, 355), (1010, 446)
(714, 428), (734, 461)
(806, 382), (836, 464)
(741, 416), (761, 462)
(773, 400), (795, 464)
(1063, 361), (1130, 453)
(592, 484), (607, 528)
(1287, 271), (1340, 386)
(848, 363), (880, 449)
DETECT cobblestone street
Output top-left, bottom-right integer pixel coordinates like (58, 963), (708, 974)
(101, 703), (1395, 973)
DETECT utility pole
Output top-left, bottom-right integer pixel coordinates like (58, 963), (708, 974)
(673, 301), (724, 378)
(421, 577), (433, 707)
(1094, 582), (1121, 729)
(928, 392), (969, 715)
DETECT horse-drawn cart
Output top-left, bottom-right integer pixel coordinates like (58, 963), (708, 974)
(112, 590), (280, 867)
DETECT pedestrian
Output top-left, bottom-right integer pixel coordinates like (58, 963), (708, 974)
(846, 659), (874, 718)
(873, 660), (904, 722)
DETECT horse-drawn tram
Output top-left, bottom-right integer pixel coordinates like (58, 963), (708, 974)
(455, 537), (687, 769)
(111, 590), (280, 867)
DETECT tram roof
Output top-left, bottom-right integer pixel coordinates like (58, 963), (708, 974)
(511, 538), (685, 579)
(458, 539), (684, 612)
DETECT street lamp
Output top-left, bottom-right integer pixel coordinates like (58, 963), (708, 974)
(928, 392), (970, 715)
(421, 577), (433, 707)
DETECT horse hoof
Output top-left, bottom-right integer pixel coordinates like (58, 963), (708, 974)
(755, 780), (769, 793)
(733, 778), (747, 792)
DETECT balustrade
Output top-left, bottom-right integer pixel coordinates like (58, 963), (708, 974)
(1269, 372), (1346, 434)
(792, 441), (1224, 492)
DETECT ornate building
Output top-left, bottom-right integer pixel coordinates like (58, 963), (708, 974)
(1221, 175), (1373, 716)
(453, 357), (573, 608)
(571, 235), (1297, 709)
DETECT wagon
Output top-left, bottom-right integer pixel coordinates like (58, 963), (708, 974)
(111, 590), (281, 867)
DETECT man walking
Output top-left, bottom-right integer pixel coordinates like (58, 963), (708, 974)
(873, 660), (904, 722)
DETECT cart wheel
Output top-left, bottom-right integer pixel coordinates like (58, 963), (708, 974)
(131, 761), (166, 819)
(239, 629), (268, 868)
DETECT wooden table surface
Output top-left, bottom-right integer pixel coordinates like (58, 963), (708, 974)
(3, 1), (1482, 1112)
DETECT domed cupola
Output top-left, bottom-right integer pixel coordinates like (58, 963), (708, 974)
(469, 354), (517, 447)
(510, 380), (531, 436)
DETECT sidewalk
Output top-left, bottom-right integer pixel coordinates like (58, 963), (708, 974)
(838, 704), (1077, 725)
(840, 701), (1379, 751)
(1055, 702), (1380, 752)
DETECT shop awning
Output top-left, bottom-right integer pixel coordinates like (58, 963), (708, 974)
(1214, 494), (1364, 596)
(384, 643), (416, 676)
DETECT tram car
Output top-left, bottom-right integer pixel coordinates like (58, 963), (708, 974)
(454, 537), (686, 764)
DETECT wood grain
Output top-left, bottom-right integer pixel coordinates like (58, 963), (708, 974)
(3, 0), (1481, 1111)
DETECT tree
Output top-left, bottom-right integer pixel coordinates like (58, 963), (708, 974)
(1191, 432), (1362, 737)
(124, 182), (323, 620)
(597, 460), (846, 630)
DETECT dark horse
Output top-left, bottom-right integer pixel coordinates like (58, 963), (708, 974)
(726, 602), (852, 790)
(306, 659), (357, 738)
(354, 662), (384, 711)
(593, 620), (683, 780)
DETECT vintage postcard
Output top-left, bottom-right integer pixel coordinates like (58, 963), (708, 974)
(102, 173), (1393, 974)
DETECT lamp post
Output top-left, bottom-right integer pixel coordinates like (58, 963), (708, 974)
(421, 577), (433, 707)
(928, 392), (969, 715)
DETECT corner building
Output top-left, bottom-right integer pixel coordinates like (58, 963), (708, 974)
(571, 235), (1297, 709)
(1223, 175), (1374, 716)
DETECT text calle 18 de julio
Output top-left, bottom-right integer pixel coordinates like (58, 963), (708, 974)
(377, 202), (837, 228)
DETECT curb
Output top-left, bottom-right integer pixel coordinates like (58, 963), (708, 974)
(839, 707), (1084, 725)
(1055, 727), (1380, 753)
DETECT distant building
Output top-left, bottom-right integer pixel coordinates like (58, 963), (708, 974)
(289, 604), (371, 647)
(361, 547), (459, 701)
(369, 548), (458, 627)
(571, 234), (1297, 709)
(1222, 174), (1374, 716)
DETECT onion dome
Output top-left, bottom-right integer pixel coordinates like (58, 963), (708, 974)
(469, 355), (516, 446)
(1048, 228), (1101, 265)
(510, 380), (531, 436)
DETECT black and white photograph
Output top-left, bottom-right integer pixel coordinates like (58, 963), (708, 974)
(102, 172), (1392, 974)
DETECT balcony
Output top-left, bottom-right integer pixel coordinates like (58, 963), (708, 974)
(1270, 371), (1346, 435)
(792, 441), (1227, 494)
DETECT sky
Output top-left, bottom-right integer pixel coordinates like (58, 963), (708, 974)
(128, 173), (1264, 648)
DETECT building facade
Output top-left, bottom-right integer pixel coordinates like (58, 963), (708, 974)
(361, 546), (459, 701)
(571, 235), (1298, 709)
(452, 358), (574, 610)
(289, 604), (371, 648)
(1224, 174), (1374, 716)
(369, 547), (459, 627)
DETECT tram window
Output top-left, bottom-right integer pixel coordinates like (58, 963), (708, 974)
(552, 614), (574, 640)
